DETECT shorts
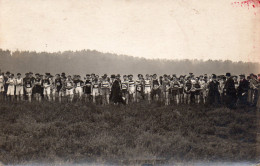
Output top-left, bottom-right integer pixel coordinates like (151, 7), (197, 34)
(0, 83), (4, 92)
(171, 89), (179, 96)
(195, 90), (201, 95)
(43, 87), (51, 95)
(75, 87), (83, 94)
(101, 88), (110, 96)
(16, 86), (24, 95)
(7, 86), (15, 95)
(144, 87), (151, 94)
(25, 87), (32, 95)
(34, 86), (42, 94)
(129, 87), (135, 95)
(66, 88), (74, 95)
(92, 88), (99, 96)
(121, 89), (128, 96)
(85, 87), (91, 94)
(152, 88), (161, 96)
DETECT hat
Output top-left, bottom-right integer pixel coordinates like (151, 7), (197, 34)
(17, 73), (21, 75)
(111, 74), (115, 78)
(6, 71), (10, 74)
(212, 74), (217, 79)
(239, 74), (245, 77)
(35, 73), (39, 76)
(153, 74), (157, 76)
(61, 72), (66, 75)
(86, 74), (90, 76)
(189, 73), (193, 75)
(226, 73), (231, 77)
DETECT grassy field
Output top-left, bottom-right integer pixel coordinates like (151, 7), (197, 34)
(0, 101), (258, 165)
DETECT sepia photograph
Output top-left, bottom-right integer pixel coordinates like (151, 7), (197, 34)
(0, 0), (260, 165)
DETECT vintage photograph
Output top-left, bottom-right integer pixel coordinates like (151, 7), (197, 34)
(0, 0), (260, 165)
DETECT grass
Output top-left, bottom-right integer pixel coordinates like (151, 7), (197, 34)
(0, 101), (258, 165)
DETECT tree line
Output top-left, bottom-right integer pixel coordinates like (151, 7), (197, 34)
(0, 49), (259, 76)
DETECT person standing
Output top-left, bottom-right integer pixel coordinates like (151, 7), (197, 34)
(224, 73), (237, 109)
(207, 74), (220, 106)
(15, 73), (24, 101)
(237, 74), (249, 106)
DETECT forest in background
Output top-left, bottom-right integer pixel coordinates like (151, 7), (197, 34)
(0, 49), (259, 76)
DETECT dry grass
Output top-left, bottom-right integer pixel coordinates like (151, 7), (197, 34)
(0, 101), (258, 165)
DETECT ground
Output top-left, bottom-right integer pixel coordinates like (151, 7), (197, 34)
(0, 101), (258, 165)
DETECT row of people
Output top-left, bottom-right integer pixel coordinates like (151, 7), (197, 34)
(0, 71), (259, 107)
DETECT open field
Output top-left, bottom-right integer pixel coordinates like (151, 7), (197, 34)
(0, 101), (258, 165)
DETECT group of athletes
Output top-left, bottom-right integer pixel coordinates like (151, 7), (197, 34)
(0, 70), (260, 107)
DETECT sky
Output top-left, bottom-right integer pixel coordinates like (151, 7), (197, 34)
(0, 0), (259, 62)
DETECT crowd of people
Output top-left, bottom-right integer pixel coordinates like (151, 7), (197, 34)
(0, 70), (260, 109)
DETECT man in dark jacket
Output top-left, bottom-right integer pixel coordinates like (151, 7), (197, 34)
(224, 73), (237, 109)
(237, 74), (249, 106)
(208, 74), (220, 106)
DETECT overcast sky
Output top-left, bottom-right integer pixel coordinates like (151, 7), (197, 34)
(0, 0), (259, 62)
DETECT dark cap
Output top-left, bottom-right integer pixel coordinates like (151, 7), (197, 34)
(226, 73), (231, 77)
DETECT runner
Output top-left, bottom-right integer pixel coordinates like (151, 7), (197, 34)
(121, 75), (129, 104)
(15, 73), (24, 101)
(171, 76), (180, 105)
(65, 75), (75, 102)
(144, 74), (152, 104)
(151, 74), (161, 101)
(92, 77), (100, 104)
(128, 74), (136, 103)
(6, 74), (16, 101)
(34, 73), (42, 102)
(42, 74), (52, 101)
(54, 74), (63, 103)
(135, 74), (144, 103)
(100, 75), (110, 105)
(74, 75), (84, 101)
(23, 73), (33, 102)
(84, 74), (92, 102)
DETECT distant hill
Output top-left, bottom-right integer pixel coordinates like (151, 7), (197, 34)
(0, 49), (259, 76)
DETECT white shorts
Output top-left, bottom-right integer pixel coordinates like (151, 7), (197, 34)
(66, 88), (74, 95)
(16, 86), (24, 95)
(0, 83), (4, 92)
(7, 85), (15, 95)
(129, 86), (135, 95)
(25, 87), (32, 95)
(144, 87), (151, 94)
(43, 87), (51, 95)
(92, 88), (99, 96)
(75, 87), (83, 94)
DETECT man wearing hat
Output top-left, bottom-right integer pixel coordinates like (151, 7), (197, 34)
(208, 74), (220, 106)
(224, 73), (237, 108)
(237, 74), (249, 106)
(15, 73), (24, 101)
(249, 74), (258, 106)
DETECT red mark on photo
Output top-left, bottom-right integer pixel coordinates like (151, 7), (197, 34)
(231, 0), (260, 9)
